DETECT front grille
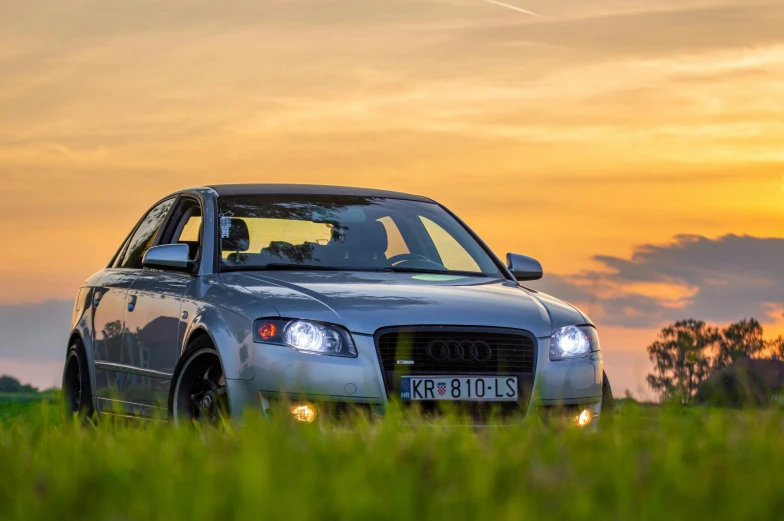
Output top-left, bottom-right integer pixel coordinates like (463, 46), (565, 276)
(376, 328), (536, 374)
(375, 327), (538, 421)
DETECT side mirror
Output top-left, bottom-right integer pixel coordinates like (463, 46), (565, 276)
(506, 253), (543, 281)
(143, 244), (192, 271)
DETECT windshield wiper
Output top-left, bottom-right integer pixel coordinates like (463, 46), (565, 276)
(222, 264), (344, 272)
(384, 267), (489, 277)
(222, 264), (490, 276)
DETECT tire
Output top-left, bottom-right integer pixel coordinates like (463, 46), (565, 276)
(168, 336), (229, 425)
(62, 339), (94, 419)
(602, 371), (614, 417)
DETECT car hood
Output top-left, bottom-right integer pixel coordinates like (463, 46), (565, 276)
(218, 271), (586, 338)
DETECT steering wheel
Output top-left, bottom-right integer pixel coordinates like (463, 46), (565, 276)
(387, 253), (432, 266)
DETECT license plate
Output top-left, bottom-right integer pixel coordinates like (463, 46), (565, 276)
(400, 376), (518, 402)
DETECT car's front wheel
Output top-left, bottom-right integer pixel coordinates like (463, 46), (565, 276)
(62, 339), (94, 419)
(169, 337), (229, 425)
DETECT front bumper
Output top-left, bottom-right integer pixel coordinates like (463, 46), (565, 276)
(225, 334), (603, 422)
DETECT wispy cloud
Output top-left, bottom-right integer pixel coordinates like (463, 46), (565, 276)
(480, 0), (541, 17)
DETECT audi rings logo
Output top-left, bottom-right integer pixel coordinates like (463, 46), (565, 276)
(426, 339), (493, 363)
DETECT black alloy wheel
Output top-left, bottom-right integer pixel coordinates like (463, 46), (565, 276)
(62, 341), (94, 419)
(170, 342), (229, 425)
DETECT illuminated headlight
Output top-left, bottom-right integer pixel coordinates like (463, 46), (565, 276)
(253, 318), (357, 357)
(550, 325), (599, 361)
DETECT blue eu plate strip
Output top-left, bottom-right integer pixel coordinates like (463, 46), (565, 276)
(400, 376), (411, 401)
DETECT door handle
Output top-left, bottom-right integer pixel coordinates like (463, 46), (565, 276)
(127, 295), (138, 312)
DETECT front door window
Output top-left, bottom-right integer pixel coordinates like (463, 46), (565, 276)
(119, 198), (176, 269)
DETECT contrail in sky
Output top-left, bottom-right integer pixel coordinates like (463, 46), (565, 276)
(480, 0), (541, 17)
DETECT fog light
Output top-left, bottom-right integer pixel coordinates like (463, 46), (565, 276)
(575, 408), (593, 427)
(291, 404), (316, 424)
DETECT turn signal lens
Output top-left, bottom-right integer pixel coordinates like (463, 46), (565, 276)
(291, 404), (316, 424)
(575, 409), (593, 427)
(257, 322), (278, 341)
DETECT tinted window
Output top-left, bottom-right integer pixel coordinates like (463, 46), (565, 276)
(119, 198), (176, 269)
(217, 195), (502, 277)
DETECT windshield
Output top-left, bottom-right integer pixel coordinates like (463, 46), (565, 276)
(217, 195), (503, 277)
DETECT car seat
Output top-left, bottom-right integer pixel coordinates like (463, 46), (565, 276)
(222, 218), (250, 264)
(327, 220), (389, 264)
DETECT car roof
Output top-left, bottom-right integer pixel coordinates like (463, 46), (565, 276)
(202, 184), (435, 203)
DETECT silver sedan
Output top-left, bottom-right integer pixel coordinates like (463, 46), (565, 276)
(62, 184), (612, 426)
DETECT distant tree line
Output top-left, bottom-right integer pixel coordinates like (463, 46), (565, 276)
(0, 375), (39, 395)
(646, 318), (784, 403)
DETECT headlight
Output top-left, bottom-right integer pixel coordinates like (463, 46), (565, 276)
(550, 325), (599, 361)
(252, 318), (358, 358)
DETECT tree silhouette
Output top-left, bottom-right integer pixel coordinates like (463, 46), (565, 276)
(714, 318), (766, 370)
(101, 320), (123, 342)
(769, 336), (784, 360)
(646, 319), (719, 403)
(264, 241), (317, 264)
(0, 375), (38, 394)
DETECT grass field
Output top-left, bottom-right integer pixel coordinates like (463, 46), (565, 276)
(1, 401), (783, 521)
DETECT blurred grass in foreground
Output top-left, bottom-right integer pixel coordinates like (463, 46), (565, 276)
(1, 402), (783, 521)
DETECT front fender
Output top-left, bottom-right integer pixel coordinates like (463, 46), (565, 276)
(69, 287), (97, 408)
(180, 302), (256, 380)
(527, 290), (591, 330)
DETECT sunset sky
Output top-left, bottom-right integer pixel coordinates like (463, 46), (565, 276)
(2, 0), (783, 397)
